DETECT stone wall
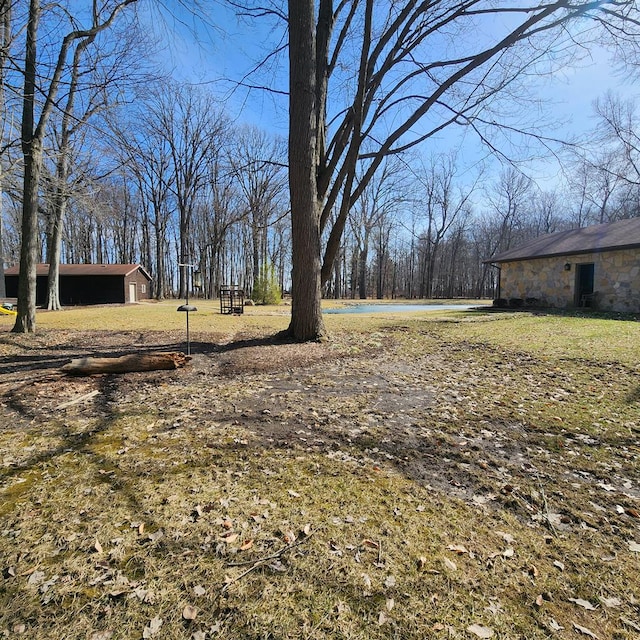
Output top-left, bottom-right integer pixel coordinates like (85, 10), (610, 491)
(499, 248), (640, 312)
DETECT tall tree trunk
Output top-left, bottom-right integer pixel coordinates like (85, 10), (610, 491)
(0, 214), (5, 300)
(0, 0), (10, 300)
(178, 207), (187, 298)
(358, 244), (368, 299)
(45, 192), (66, 309)
(155, 218), (166, 299)
(13, 0), (41, 333)
(287, 0), (325, 341)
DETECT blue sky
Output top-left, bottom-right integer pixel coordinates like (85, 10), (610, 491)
(150, 2), (289, 133)
(148, 2), (639, 193)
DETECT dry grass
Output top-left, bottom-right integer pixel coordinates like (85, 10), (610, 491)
(0, 303), (639, 639)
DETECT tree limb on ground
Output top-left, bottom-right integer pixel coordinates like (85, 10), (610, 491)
(61, 352), (191, 375)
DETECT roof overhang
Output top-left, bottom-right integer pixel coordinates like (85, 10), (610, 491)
(484, 242), (640, 265)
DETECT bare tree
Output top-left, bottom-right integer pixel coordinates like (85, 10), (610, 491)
(475, 168), (532, 296)
(228, 126), (287, 291)
(12, 0), (139, 333)
(147, 84), (228, 298)
(529, 190), (568, 236)
(110, 113), (176, 299)
(577, 92), (640, 221)
(282, 0), (640, 339)
(414, 153), (476, 299)
(192, 152), (248, 298)
(287, 0), (324, 339)
(571, 150), (624, 225)
(0, 0), (12, 299)
(348, 158), (407, 299)
(43, 18), (146, 310)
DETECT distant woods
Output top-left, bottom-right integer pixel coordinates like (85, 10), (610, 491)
(1, 3), (640, 304)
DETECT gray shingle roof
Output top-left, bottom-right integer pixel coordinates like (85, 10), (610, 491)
(488, 217), (640, 263)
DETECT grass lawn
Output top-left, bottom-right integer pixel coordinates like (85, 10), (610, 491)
(0, 302), (638, 639)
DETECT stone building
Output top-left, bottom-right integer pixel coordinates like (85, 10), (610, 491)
(487, 218), (640, 312)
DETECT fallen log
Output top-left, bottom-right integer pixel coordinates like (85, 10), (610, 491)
(62, 352), (191, 376)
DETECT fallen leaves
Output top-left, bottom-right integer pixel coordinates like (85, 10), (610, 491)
(573, 622), (599, 639)
(568, 597), (598, 611)
(548, 619), (564, 632)
(142, 617), (163, 638)
(282, 529), (297, 544)
(182, 604), (198, 620)
(220, 531), (239, 544)
(26, 570), (45, 586)
(599, 596), (621, 608)
(496, 531), (515, 544)
(133, 587), (155, 604)
(361, 538), (379, 550)
(446, 544), (469, 554)
(467, 623), (494, 638)
(2, 322), (639, 640)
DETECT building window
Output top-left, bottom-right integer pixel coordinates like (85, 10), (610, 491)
(141, 284), (146, 294)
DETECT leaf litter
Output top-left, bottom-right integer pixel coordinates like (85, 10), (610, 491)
(0, 315), (639, 638)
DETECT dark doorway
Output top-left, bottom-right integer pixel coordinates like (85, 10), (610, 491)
(576, 263), (595, 307)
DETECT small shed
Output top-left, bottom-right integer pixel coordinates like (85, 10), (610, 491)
(4, 263), (152, 306)
(486, 218), (640, 313)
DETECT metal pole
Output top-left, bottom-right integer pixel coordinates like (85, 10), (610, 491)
(185, 266), (191, 355)
(177, 263), (197, 356)
(185, 309), (191, 355)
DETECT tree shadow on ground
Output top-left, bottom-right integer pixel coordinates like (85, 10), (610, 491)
(0, 329), (295, 378)
(0, 373), (166, 537)
(626, 386), (640, 404)
(2, 327), (638, 529)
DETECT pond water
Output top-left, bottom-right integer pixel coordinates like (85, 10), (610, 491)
(324, 303), (478, 314)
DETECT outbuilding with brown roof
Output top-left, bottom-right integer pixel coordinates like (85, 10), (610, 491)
(4, 264), (152, 306)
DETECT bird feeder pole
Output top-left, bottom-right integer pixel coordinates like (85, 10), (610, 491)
(177, 263), (200, 356)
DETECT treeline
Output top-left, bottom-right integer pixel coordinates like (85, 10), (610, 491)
(326, 147), (640, 300)
(4, 86), (640, 302)
(2, 2), (639, 304)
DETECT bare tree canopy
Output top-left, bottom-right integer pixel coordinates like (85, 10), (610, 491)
(283, 0), (640, 340)
(11, 0), (141, 333)
(2, 1), (640, 338)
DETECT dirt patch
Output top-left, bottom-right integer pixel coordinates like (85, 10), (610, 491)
(1, 324), (639, 639)
(2, 326), (638, 521)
